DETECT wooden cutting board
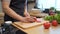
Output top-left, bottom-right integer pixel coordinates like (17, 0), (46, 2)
(13, 18), (45, 29)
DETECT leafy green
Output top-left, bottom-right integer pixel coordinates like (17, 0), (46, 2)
(44, 14), (60, 24)
(44, 16), (53, 22)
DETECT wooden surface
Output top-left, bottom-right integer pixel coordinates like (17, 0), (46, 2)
(13, 18), (45, 29)
(14, 22), (43, 29)
(12, 22), (60, 34)
(0, 13), (4, 17)
(0, 13), (4, 26)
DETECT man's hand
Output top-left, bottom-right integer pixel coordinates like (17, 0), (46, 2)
(27, 16), (37, 22)
(20, 17), (32, 23)
(24, 11), (37, 23)
(20, 17), (37, 23)
(20, 17), (30, 23)
(24, 11), (30, 17)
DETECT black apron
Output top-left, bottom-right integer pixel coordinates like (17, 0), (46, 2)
(4, 0), (26, 22)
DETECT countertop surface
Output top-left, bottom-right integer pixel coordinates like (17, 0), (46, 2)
(12, 22), (60, 34)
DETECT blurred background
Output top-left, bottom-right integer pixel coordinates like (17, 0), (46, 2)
(0, 0), (60, 12)
(0, 0), (60, 25)
(0, 0), (2, 13)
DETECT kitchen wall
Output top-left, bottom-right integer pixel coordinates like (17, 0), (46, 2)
(28, 2), (35, 12)
(0, 1), (2, 13)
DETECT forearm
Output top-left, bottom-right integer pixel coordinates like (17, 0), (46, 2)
(1, 0), (23, 21)
(3, 6), (23, 21)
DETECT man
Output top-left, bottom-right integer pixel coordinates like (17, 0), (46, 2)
(1, 0), (36, 34)
(1, 0), (35, 22)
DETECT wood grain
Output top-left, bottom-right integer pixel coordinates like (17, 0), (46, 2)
(12, 23), (60, 34)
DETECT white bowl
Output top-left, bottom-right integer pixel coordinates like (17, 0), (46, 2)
(5, 21), (12, 25)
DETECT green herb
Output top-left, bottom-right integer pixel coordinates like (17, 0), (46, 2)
(44, 14), (60, 24)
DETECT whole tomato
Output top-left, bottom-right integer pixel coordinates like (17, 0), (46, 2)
(52, 20), (58, 26)
(43, 22), (50, 29)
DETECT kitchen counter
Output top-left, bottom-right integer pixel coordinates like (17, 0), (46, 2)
(12, 22), (60, 34)
(0, 13), (4, 26)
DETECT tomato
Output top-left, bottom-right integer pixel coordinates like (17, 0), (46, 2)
(52, 20), (58, 26)
(43, 22), (50, 29)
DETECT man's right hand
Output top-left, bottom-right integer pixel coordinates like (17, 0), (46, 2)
(20, 17), (30, 23)
(20, 17), (36, 23)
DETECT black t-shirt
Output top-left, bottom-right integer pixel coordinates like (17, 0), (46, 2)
(10, 0), (25, 16)
(4, 0), (26, 22)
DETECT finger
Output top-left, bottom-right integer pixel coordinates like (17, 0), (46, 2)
(23, 20), (31, 23)
(27, 19), (35, 22)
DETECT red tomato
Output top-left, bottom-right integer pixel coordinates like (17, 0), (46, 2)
(52, 20), (58, 26)
(43, 22), (50, 29)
